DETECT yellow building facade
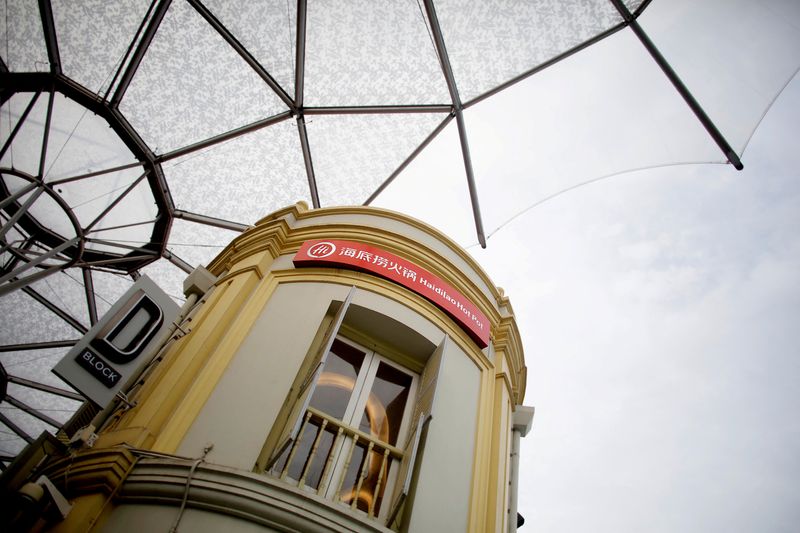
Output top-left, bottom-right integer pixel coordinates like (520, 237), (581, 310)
(4, 203), (532, 533)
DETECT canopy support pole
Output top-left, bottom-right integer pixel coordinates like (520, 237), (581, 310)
(610, 0), (743, 170)
(38, 0), (61, 74)
(294, 0), (320, 208)
(82, 267), (99, 326)
(422, 0), (486, 248)
(163, 249), (194, 275)
(173, 210), (248, 232)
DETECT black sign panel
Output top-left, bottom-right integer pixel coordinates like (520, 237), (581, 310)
(90, 290), (164, 365)
(75, 349), (121, 389)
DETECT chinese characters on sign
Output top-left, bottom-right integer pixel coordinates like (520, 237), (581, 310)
(294, 240), (490, 348)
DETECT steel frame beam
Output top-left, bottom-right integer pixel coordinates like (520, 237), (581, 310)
(110, 0), (173, 108)
(304, 105), (451, 115)
(49, 161), (144, 186)
(188, 0), (294, 109)
(37, 0), (61, 74)
(173, 209), (248, 232)
(6, 375), (83, 402)
(163, 249), (194, 275)
(0, 237), (81, 298)
(0, 411), (34, 444)
(38, 88), (56, 178)
(464, 22), (627, 109)
(0, 91), (42, 161)
(157, 111), (292, 163)
(84, 171), (149, 232)
(22, 285), (88, 334)
(609, 0), (743, 169)
(4, 395), (62, 428)
(422, 0), (486, 248)
(365, 114), (454, 205)
(0, 340), (78, 352)
(82, 267), (99, 326)
(294, 0), (321, 209)
(1, 73), (173, 271)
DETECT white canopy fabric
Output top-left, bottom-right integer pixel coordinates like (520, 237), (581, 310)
(1, 2), (798, 518)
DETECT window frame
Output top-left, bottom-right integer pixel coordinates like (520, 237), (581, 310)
(257, 287), (447, 528)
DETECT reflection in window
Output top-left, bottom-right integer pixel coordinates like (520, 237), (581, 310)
(274, 336), (416, 518)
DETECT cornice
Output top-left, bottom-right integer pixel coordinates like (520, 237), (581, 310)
(206, 202), (525, 392)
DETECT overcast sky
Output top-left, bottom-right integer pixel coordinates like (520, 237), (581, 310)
(1, 2), (797, 530)
(368, 2), (800, 530)
(468, 63), (800, 533)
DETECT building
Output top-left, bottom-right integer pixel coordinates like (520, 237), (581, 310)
(2, 202), (532, 532)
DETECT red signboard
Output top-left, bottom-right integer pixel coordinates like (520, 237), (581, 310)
(293, 239), (490, 348)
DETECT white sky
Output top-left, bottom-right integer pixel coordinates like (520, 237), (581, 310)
(1, 2), (797, 530)
(467, 55), (800, 533)
(371, 2), (800, 530)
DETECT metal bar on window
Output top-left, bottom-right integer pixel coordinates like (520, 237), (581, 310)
(318, 426), (345, 495)
(48, 161), (144, 186)
(369, 448), (391, 517)
(364, 113), (454, 206)
(0, 181), (38, 212)
(336, 434), (359, 497)
(297, 115), (320, 208)
(351, 440), (375, 510)
(281, 411), (312, 480)
(0, 187), (44, 242)
(0, 237), (80, 297)
(299, 419), (328, 488)
(38, 89), (56, 178)
(84, 172), (149, 232)
(156, 111), (292, 163)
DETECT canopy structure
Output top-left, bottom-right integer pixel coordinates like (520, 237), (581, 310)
(1, 0), (799, 476)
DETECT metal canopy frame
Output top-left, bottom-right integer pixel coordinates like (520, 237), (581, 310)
(0, 0), (749, 467)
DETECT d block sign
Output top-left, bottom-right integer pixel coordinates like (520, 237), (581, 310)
(53, 275), (179, 407)
(294, 239), (490, 348)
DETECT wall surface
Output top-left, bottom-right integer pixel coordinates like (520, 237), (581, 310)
(406, 342), (481, 533)
(177, 282), (350, 467)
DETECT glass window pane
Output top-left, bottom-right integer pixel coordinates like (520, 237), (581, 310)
(338, 443), (393, 516)
(278, 421), (336, 489)
(358, 361), (412, 446)
(308, 339), (365, 420)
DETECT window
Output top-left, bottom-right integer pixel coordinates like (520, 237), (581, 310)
(270, 336), (417, 516)
(261, 286), (447, 527)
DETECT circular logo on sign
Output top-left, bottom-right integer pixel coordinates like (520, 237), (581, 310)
(308, 241), (336, 258)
